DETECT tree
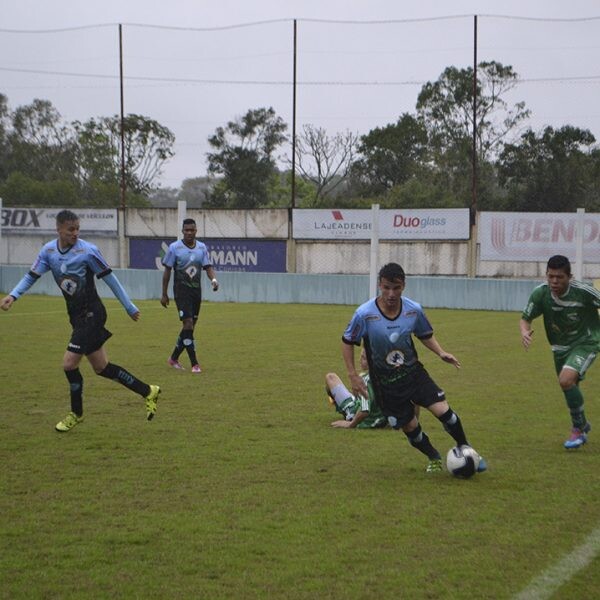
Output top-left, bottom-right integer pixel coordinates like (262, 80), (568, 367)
(6, 98), (77, 182)
(349, 113), (429, 196)
(292, 125), (358, 203)
(417, 61), (530, 163)
(75, 114), (175, 195)
(498, 125), (600, 212)
(206, 107), (287, 208)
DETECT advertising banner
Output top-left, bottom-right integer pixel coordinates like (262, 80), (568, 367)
(292, 208), (470, 240)
(130, 238), (287, 272)
(0, 207), (118, 234)
(478, 212), (600, 262)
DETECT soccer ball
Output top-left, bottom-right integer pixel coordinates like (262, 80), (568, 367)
(446, 445), (481, 478)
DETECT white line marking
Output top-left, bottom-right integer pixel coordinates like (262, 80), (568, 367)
(514, 525), (600, 600)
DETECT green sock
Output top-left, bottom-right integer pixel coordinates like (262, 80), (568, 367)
(564, 386), (587, 429)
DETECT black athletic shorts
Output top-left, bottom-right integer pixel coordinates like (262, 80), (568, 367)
(67, 303), (112, 355)
(377, 362), (445, 428)
(174, 285), (202, 321)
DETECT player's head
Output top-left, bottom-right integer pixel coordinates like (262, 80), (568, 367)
(55, 210), (80, 247)
(56, 209), (79, 225)
(181, 218), (197, 243)
(378, 263), (405, 284)
(377, 263), (405, 309)
(546, 255), (571, 276)
(546, 255), (572, 296)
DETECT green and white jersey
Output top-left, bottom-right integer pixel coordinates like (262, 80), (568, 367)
(522, 281), (600, 353)
(338, 372), (387, 429)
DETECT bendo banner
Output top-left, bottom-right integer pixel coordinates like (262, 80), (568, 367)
(0, 207), (118, 234)
(478, 212), (600, 262)
(292, 208), (470, 240)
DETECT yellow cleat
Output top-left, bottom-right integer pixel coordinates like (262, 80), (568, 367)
(55, 412), (83, 432)
(145, 385), (161, 421)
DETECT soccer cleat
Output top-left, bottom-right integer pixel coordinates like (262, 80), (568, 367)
(55, 412), (83, 432)
(426, 458), (443, 473)
(191, 364), (202, 374)
(564, 422), (591, 449)
(477, 456), (488, 473)
(145, 385), (161, 421)
(167, 358), (185, 370)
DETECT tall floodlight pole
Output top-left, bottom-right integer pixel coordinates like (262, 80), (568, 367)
(119, 24), (126, 210)
(291, 19), (297, 209)
(471, 15), (478, 226)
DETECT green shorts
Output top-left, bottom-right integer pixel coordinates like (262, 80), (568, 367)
(553, 345), (598, 380)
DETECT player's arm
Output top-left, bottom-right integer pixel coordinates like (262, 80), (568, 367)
(332, 410), (369, 429)
(418, 334), (460, 369)
(519, 318), (534, 350)
(205, 266), (219, 291)
(100, 271), (140, 321)
(342, 339), (369, 398)
(161, 266), (172, 307)
(1, 271), (41, 310)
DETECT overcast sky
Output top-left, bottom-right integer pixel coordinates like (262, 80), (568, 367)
(2, 0), (600, 189)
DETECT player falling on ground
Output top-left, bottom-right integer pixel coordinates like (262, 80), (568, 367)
(326, 348), (389, 429)
(0, 209), (160, 432)
(160, 218), (219, 372)
(341, 262), (486, 473)
(520, 254), (600, 449)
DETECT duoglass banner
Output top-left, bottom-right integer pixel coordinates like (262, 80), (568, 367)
(478, 212), (600, 262)
(292, 208), (470, 240)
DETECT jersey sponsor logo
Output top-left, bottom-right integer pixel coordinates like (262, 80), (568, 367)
(185, 265), (199, 279)
(60, 278), (78, 296)
(386, 349), (405, 367)
(389, 331), (400, 343)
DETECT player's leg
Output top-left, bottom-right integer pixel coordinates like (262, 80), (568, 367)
(559, 349), (594, 448)
(167, 297), (186, 369)
(325, 373), (356, 418)
(184, 296), (202, 372)
(56, 349), (85, 432)
(88, 346), (160, 421)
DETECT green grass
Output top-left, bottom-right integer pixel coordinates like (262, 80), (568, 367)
(1, 296), (600, 599)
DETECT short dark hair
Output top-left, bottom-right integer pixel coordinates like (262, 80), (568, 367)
(56, 209), (79, 224)
(182, 218), (196, 227)
(378, 263), (405, 283)
(547, 255), (571, 276)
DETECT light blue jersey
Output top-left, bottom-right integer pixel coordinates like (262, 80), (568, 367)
(27, 239), (111, 323)
(342, 296), (433, 385)
(162, 240), (212, 291)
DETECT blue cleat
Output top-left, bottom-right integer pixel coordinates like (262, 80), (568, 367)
(477, 456), (488, 473)
(564, 422), (591, 449)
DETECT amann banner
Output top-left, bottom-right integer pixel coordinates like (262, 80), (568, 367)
(479, 212), (600, 262)
(0, 207), (118, 234)
(130, 239), (287, 272)
(292, 208), (470, 240)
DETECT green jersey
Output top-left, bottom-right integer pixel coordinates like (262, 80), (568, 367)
(522, 281), (600, 353)
(338, 372), (387, 429)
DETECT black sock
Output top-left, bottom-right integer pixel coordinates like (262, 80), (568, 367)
(65, 368), (83, 416)
(182, 329), (198, 366)
(171, 333), (184, 361)
(438, 408), (468, 446)
(405, 424), (441, 459)
(98, 363), (150, 397)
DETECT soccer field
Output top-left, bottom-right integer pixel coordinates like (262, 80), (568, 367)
(1, 296), (599, 599)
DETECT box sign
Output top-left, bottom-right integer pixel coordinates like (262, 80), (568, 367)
(0, 207), (118, 234)
(129, 238), (287, 273)
(478, 212), (600, 262)
(292, 208), (470, 240)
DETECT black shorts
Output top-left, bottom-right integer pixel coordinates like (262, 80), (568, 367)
(377, 363), (445, 428)
(174, 286), (202, 321)
(67, 304), (112, 355)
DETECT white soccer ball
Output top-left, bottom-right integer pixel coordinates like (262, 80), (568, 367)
(446, 445), (481, 478)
